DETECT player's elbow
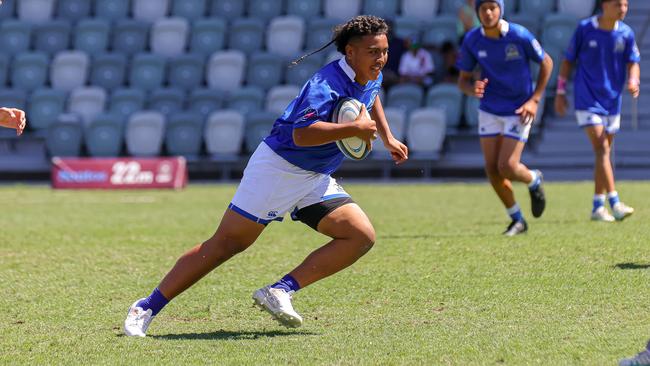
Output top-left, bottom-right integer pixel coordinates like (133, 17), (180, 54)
(543, 53), (554, 70)
(292, 128), (309, 146)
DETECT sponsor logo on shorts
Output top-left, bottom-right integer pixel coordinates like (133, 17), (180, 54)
(267, 210), (278, 218)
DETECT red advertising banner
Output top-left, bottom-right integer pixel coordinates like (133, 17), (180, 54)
(51, 157), (187, 189)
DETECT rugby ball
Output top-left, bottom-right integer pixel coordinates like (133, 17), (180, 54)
(332, 98), (372, 160)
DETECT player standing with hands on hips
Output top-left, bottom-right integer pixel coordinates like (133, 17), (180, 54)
(456, 0), (553, 236)
(124, 15), (408, 337)
(554, 0), (639, 223)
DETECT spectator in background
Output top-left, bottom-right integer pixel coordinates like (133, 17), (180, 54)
(440, 41), (460, 84)
(382, 19), (406, 91)
(0, 108), (26, 136)
(399, 36), (435, 87)
(458, 0), (481, 42)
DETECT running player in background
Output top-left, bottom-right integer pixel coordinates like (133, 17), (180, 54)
(554, 0), (639, 222)
(0, 107), (26, 136)
(456, 0), (553, 236)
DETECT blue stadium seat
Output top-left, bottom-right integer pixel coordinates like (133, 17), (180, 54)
(168, 54), (204, 91)
(285, 54), (322, 86)
(51, 51), (90, 92)
(188, 89), (224, 118)
(171, 0), (207, 20)
(440, 0), (465, 14)
(206, 50), (246, 92)
(267, 16), (305, 58)
(90, 53), (127, 91)
(542, 14), (579, 52)
(425, 84), (464, 129)
(286, 0), (321, 18)
(0, 54), (9, 87)
(67, 87), (108, 126)
(210, 0), (245, 18)
(133, 0), (170, 23)
(323, 0), (360, 21)
(11, 52), (49, 92)
(544, 45), (564, 89)
(18, 0), (54, 23)
(112, 20), (149, 56)
(34, 20), (71, 55)
(228, 18), (265, 55)
(126, 111), (166, 156)
(245, 53), (284, 91)
(401, 0), (438, 21)
(393, 17), (421, 41)
(248, 0), (284, 22)
(47, 116), (83, 157)
(306, 18), (338, 51)
(407, 108), (446, 159)
(362, 0), (398, 19)
(464, 95), (480, 128)
(0, 90), (27, 111)
(558, 0), (595, 19)
(507, 13), (540, 37)
(165, 112), (203, 159)
(422, 15), (458, 47)
(27, 88), (67, 132)
(148, 88), (185, 115)
(204, 110), (244, 158)
(74, 19), (110, 54)
(85, 114), (125, 157)
(504, 0), (517, 15)
(151, 17), (190, 58)
(265, 85), (300, 114)
(372, 107), (406, 159)
(190, 18), (227, 58)
(94, 0), (130, 21)
(0, 21), (32, 55)
(518, 0), (555, 19)
(109, 88), (146, 119)
(56, 0), (91, 22)
(226, 86), (265, 116)
(129, 53), (167, 92)
(386, 83), (424, 114)
(244, 111), (276, 153)
(0, 0), (16, 18)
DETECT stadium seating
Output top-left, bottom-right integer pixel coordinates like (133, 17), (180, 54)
(94, 0), (130, 21)
(249, 0), (284, 22)
(27, 88), (67, 132)
(210, 0), (246, 18)
(125, 111), (166, 156)
(267, 16), (305, 58)
(557, 0), (595, 19)
(265, 85), (300, 114)
(74, 19), (110, 54)
(245, 111), (276, 153)
(386, 83), (424, 114)
(542, 14), (579, 52)
(0, 54), (8, 87)
(147, 88), (185, 115)
(324, 0), (361, 21)
(372, 107), (406, 158)
(171, 0), (207, 20)
(204, 110), (245, 158)
(188, 88), (224, 118)
(0, 20), (32, 55)
(507, 13), (540, 37)
(164, 112), (204, 159)
(393, 16), (421, 40)
(11, 52), (49, 92)
(363, 0), (399, 19)
(18, 0), (55, 23)
(168, 54), (205, 91)
(50, 51), (90, 92)
(206, 50), (246, 92)
(85, 114), (124, 157)
(109, 88), (146, 120)
(46, 115), (83, 157)
(518, 0), (555, 21)
(34, 20), (71, 55)
(440, 0), (465, 15)
(286, 0), (322, 18)
(190, 19), (227, 57)
(90, 53), (128, 91)
(464, 96), (480, 128)
(56, 0), (91, 22)
(246, 53), (285, 91)
(401, 0), (438, 21)
(285, 55), (322, 86)
(112, 20), (149, 56)
(407, 108), (446, 158)
(132, 0), (170, 23)
(67, 87), (107, 126)
(426, 84), (464, 130)
(0, 0), (15, 18)
(151, 17), (190, 58)
(0, 90), (27, 111)
(306, 18), (339, 51)
(227, 18), (265, 55)
(422, 15), (458, 47)
(226, 86), (265, 116)
(128, 53), (166, 92)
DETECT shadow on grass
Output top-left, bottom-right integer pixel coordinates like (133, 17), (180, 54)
(150, 329), (318, 341)
(614, 262), (650, 270)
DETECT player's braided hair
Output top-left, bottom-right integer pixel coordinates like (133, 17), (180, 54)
(290, 15), (389, 66)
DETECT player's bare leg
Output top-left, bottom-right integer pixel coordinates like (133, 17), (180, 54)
(481, 136), (516, 208)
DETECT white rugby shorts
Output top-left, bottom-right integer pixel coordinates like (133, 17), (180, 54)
(478, 110), (532, 142)
(576, 111), (621, 134)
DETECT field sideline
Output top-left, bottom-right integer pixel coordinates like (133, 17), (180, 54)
(1, 182), (649, 365)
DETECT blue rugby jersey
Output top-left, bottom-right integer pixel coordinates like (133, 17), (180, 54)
(457, 21), (545, 116)
(566, 16), (641, 116)
(264, 57), (382, 175)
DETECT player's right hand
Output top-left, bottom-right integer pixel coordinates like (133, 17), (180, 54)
(0, 107), (26, 136)
(353, 104), (377, 143)
(474, 78), (488, 98)
(554, 94), (568, 117)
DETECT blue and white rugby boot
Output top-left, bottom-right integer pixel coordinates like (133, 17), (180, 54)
(253, 286), (303, 328)
(613, 202), (634, 221)
(503, 219), (528, 236)
(124, 299), (154, 337)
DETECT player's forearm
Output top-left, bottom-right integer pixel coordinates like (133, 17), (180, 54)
(370, 96), (393, 143)
(556, 60), (573, 96)
(531, 53), (553, 101)
(457, 73), (475, 97)
(628, 63), (640, 83)
(292, 122), (360, 147)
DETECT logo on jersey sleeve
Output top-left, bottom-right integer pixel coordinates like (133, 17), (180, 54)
(531, 39), (543, 58)
(632, 42), (640, 58)
(296, 107), (319, 124)
(505, 44), (522, 60)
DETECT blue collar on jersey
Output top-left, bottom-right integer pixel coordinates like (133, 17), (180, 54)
(480, 19), (510, 37)
(591, 15), (620, 31)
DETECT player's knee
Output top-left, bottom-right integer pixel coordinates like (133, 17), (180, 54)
(497, 161), (517, 179)
(593, 142), (610, 156)
(204, 234), (251, 259)
(353, 225), (376, 254)
(484, 165), (500, 179)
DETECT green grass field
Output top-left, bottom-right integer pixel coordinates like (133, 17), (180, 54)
(1, 182), (649, 365)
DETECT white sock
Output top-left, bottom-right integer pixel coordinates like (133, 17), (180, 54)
(527, 170), (538, 188)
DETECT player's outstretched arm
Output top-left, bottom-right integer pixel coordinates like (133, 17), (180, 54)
(370, 95), (408, 164)
(554, 59), (574, 117)
(457, 70), (487, 98)
(516, 53), (553, 125)
(627, 62), (640, 98)
(292, 105), (377, 147)
(0, 108), (26, 136)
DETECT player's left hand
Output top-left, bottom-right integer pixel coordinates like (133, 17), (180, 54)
(0, 107), (27, 136)
(384, 137), (408, 165)
(515, 99), (538, 125)
(628, 79), (640, 98)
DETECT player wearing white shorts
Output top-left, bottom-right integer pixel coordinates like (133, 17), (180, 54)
(124, 15), (408, 336)
(554, 0), (639, 223)
(457, 0), (553, 236)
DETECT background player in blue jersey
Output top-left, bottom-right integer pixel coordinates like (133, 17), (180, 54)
(456, 0), (553, 236)
(124, 15), (408, 337)
(0, 107), (26, 136)
(554, 0), (639, 223)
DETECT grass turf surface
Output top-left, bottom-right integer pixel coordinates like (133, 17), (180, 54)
(1, 182), (649, 365)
